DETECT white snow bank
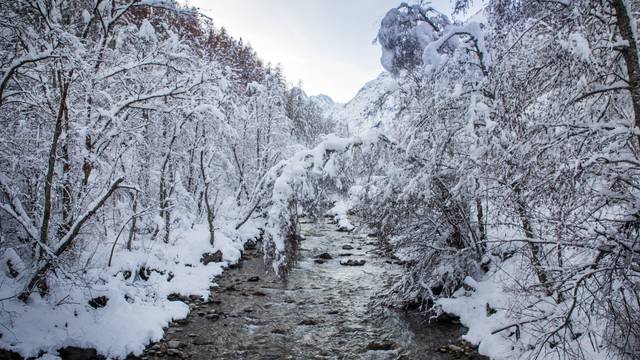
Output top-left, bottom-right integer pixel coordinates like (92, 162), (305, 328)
(438, 254), (609, 360)
(438, 273), (514, 359)
(0, 214), (260, 359)
(326, 200), (355, 232)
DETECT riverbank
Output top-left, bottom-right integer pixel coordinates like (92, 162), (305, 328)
(1, 217), (487, 360)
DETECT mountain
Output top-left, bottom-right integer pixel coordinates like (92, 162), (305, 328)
(327, 72), (401, 136)
(309, 94), (339, 114)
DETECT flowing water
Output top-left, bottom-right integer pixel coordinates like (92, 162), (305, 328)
(147, 219), (486, 360)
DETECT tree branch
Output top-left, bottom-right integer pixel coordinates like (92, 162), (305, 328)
(19, 177), (126, 301)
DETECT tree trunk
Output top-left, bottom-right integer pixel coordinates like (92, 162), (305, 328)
(200, 150), (216, 245)
(163, 163), (173, 244)
(40, 76), (70, 257)
(159, 172), (171, 244)
(256, 127), (261, 172)
(475, 198), (486, 253)
(231, 145), (249, 204)
(82, 134), (93, 185)
(126, 192), (138, 250)
(186, 121), (200, 194)
(59, 98), (73, 239)
(513, 187), (552, 297)
(612, 0), (640, 133)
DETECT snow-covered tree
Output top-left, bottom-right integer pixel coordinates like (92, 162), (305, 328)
(0, 0), (329, 317)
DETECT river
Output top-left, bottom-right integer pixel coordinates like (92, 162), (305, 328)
(144, 218), (486, 360)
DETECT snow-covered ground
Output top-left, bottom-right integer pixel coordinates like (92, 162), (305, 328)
(0, 213), (260, 359)
(437, 254), (608, 360)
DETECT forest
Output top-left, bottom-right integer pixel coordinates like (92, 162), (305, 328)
(0, 1), (639, 359)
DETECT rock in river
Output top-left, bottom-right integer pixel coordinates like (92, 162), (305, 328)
(200, 250), (223, 265)
(299, 318), (319, 326)
(166, 340), (186, 349)
(340, 259), (366, 266)
(366, 341), (397, 351)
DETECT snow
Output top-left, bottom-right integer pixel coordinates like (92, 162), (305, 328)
(438, 272), (514, 359)
(192, 104), (224, 120)
(1, 248), (25, 277)
(380, 47), (396, 76)
(1, 1), (638, 359)
(560, 33), (592, 62)
(377, 4), (450, 74)
(262, 132), (378, 271)
(438, 251), (610, 360)
(326, 200), (355, 232)
(0, 210), (260, 359)
(309, 94), (341, 116)
(138, 20), (157, 42)
(422, 21), (489, 70)
(327, 72), (402, 136)
(4, 289), (188, 358)
(81, 10), (91, 24)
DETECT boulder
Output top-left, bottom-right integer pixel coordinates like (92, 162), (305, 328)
(166, 341), (185, 349)
(0, 349), (23, 360)
(58, 347), (105, 360)
(243, 240), (257, 250)
(340, 259), (366, 266)
(166, 348), (188, 358)
(88, 296), (108, 309)
(366, 341), (396, 351)
(298, 318), (318, 326)
(200, 251), (223, 266)
(167, 293), (188, 302)
(205, 312), (220, 321)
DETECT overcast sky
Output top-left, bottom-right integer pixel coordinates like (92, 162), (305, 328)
(187, 1), (457, 102)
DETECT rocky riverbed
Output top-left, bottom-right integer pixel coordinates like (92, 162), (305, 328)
(142, 219), (487, 360)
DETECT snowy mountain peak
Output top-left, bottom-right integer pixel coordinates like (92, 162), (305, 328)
(309, 94), (341, 114)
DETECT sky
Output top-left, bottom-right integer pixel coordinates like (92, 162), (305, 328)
(187, 1), (457, 103)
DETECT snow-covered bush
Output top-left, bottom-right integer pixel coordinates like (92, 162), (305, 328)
(359, 1), (640, 359)
(377, 3), (450, 74)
